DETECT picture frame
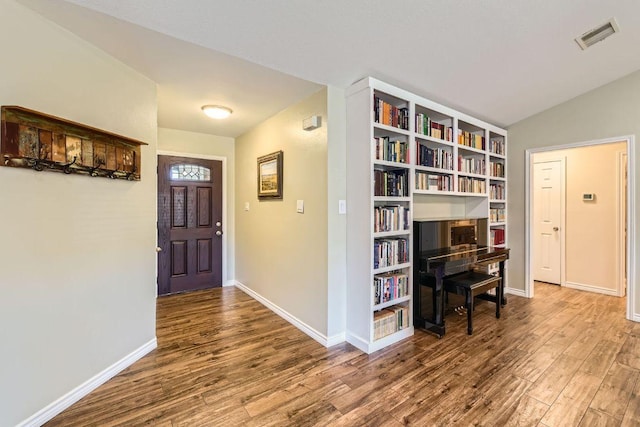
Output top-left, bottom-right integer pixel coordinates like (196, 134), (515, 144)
(257, 150), (283, 199)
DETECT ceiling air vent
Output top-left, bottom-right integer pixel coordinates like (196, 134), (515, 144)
(575, 18), (619, 50)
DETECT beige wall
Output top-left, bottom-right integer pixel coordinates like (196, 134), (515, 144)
(533, 143), (625, 294)
(508, 70), (639, 318)
(326, 86), (347, 338)
(235, 88), (329, 336)
(0, 1), (158, 425)
(158, 127), (235, 282)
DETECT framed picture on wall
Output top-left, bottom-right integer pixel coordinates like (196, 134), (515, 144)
(257, 150), (283, 200)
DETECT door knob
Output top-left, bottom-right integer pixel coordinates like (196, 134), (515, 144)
(155, 247), (162, 252)
(553, 227), (559, 231)
(216, 231), (222, 236)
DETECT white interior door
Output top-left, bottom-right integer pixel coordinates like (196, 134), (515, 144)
(533, 160), (563, 284)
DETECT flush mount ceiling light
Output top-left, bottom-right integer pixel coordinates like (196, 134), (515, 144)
(201, 105), (233, 119)
(575, 18), (619, 50)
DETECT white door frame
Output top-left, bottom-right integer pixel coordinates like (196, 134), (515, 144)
(524, 135), (635, 321)
(618, 151), (627, 297)
(157, 150), (229, 288)
(531, 157), (566, 288)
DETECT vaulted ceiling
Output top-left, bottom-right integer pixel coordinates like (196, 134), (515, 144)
(19, 0), (640, 137)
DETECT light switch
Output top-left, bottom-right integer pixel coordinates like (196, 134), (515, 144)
(296, 200), (304, 213)
(338, 199), (346, 214)
(244, 202), (250, 211)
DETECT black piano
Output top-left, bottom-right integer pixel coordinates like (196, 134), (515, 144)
(413, 221), (509, 337)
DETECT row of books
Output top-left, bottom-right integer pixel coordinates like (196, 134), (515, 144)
(490, 183), (505, 200)
(373, 272), (409, 305)
(416, 145), (453, 169)
(489, 138), (505, 155)
(458, 176), (486, 194)
(374, 136), (409, 163)
(415, 172), (453, 191)
(458, 130), (486, 150)
(374, 205), (410, 233)
(374, 95), (409, 130)
(415, 113), (453, 141)
(490, 228), (506, 246)
(490, 208), (506, 223)
(373, 238), (408, 269)
(489, 161), (505, 178)
(374, 169), (408, 197)
(459, 156), (485, 175)
(373, 305), (409, 340)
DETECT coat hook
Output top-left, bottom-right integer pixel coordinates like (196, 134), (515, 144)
(89, 159), (105, 177)
(62, 156), (77, 174)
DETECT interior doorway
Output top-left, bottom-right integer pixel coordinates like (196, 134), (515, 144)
(525, 136), (635, 320)
(157, 154), (224, 295)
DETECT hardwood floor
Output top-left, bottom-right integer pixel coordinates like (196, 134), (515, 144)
(46, 283), (639, 426)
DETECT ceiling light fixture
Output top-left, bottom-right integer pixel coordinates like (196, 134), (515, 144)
(201, 105), (233, 119)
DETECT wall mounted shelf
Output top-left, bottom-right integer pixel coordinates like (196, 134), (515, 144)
(1, 106), (147, 180)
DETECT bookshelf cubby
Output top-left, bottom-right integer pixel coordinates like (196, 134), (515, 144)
(346, 77), (507, 353)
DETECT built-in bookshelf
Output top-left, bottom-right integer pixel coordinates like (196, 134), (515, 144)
(346, 77), (507, 353)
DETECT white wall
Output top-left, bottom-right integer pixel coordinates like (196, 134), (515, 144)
(508, 70), (640, 318)
(533, 143), (625, 294)
(235, 88), (329, 338)
(157, 127), (235, 283)
(0, 1), (158, 425)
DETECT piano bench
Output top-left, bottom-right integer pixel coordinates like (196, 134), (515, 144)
(443, 271), (502, 335)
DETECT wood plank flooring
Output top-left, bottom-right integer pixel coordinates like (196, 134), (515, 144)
(46, 283), (639, 426)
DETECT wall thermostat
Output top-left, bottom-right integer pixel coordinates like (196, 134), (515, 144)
(583, 193), (595, 201)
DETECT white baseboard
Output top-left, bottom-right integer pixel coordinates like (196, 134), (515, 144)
(234, 281), (344, 348)
(505, 287), (527, 298)
(223, 279), (236, 287)
(18, 338), (157, 427)
(564, 281), (620, 297)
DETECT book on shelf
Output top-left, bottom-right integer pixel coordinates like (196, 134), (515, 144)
(458, 129), (486, 150)
(490, 208), (506, 223)
(373, 272), (409, 305)
(490, 228), (505, 246)
(489, 161), (505, 177)
(373, 305), (409, 340)
(415, 171), (452, 191)
(416, 144), (453, 170)
(374, 95), (409, 130)
(374, 169), (409, 197)
(490, 182), (505, 199)
(458, 176), (486, 193)
(415, 113), (453, 142)
(374, 205), (410, 233)
(373, 238), (408, 269)
(374, 136), (409, 164)
(458, 156), (486, 174)
(489, 138), (505, 155)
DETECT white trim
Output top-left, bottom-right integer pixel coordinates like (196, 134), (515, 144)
(17, 338), (157, 427)
(505, 287), (527, 298)
(626, 138), (636, 321)
(234, 281), (345, 348)
(617, 151), (627, 297)
(157, 151), (228, 285)
(564, 281), (619, 297)
(222, 279), (236, 287)
(524, 135), (636, 322)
